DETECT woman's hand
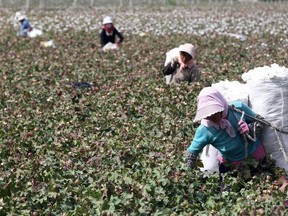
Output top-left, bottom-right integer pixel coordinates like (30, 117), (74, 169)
(238, 120), (249, 134)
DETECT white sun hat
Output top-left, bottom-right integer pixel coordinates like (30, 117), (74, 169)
(17, 15), (26, 21)
(14, 11), (22, 20)
(103, 16), (113, 25)
(178, 43), (196, 59)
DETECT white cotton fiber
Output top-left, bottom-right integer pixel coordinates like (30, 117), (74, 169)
(212, 80), (249, 104)
(242, 63), (288, 82)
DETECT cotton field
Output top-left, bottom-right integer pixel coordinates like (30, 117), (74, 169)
(1, 4), (288, 37)
(1, 3), (288, 215)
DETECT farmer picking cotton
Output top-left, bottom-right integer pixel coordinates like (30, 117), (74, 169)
(16, 13), (42, 38)
(186, 87), (266, 174)
(100, 16), (124, 51)
(163, 43), (200, 85)
(17, 14), (32, 37)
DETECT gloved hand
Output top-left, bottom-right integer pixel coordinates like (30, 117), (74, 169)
(238, 120), (249, 134)
(171, 56), (179, 68)
(186, 152), (197, 169)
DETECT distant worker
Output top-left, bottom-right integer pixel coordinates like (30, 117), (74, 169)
(15, 12), (43, 38)
(17, 15), (33, 37)
(100, 16), (124, 50)
(163, 43), (200, 85)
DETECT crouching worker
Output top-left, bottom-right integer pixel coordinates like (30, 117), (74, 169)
(17, 15), (33, 37)
(163, 43), (200, 85)
(186, 87), (266, 174)
(100, 16), (124, 51)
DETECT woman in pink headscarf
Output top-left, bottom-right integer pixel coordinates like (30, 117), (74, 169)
(186, 87), (265, 173)
(163, 43), (200, 85)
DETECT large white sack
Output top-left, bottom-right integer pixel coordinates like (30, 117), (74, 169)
(212, 80), (249, 105)
(242, 64), (288, 171)
(164, 47), (179, 84)
(28, 28), (43, 38)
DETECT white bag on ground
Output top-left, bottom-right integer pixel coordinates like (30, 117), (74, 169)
(28, 28), (43, 38)
(40, 40), (55, 48)
(242, 64), (288, 171)
(164, 47), (179, 84)
(102, 42), (118, 52)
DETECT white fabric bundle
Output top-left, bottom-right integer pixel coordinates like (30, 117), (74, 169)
(40, 40), (55, 48)
(28, 28), (43, 38)
(102, 42), (118, 52)
(242, 64), (288, 171)
(164, 47), (179, 84)
(200, 144), (219, 174)
(200, 80), (249, 173)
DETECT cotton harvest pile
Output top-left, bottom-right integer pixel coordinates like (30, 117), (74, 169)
(200, 80), (249, 173)
(242, 64), (288, 172)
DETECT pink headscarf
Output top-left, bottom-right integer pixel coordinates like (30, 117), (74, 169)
(194, 87), (236, 137)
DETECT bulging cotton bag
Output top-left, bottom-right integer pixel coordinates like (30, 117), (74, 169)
(242, 64), (288, 171)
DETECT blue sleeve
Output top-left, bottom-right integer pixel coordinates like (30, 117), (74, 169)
(21, 20), (31, 31)
(187, 126), (211, 157)
(231, 101), (256, 124)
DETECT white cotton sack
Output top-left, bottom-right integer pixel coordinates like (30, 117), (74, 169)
(212, 80), (249, 105)
(102, 42), (118, 52)
(28, 28), (43, 38)
(242, 64), (288, 171)
(164, 47), (179, 84)
(200, 144), (219, 173)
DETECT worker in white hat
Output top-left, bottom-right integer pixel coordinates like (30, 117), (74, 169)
(17, 14), (33, 37)
(100, 16), (124, 49)
(163, 43), (200, 85)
